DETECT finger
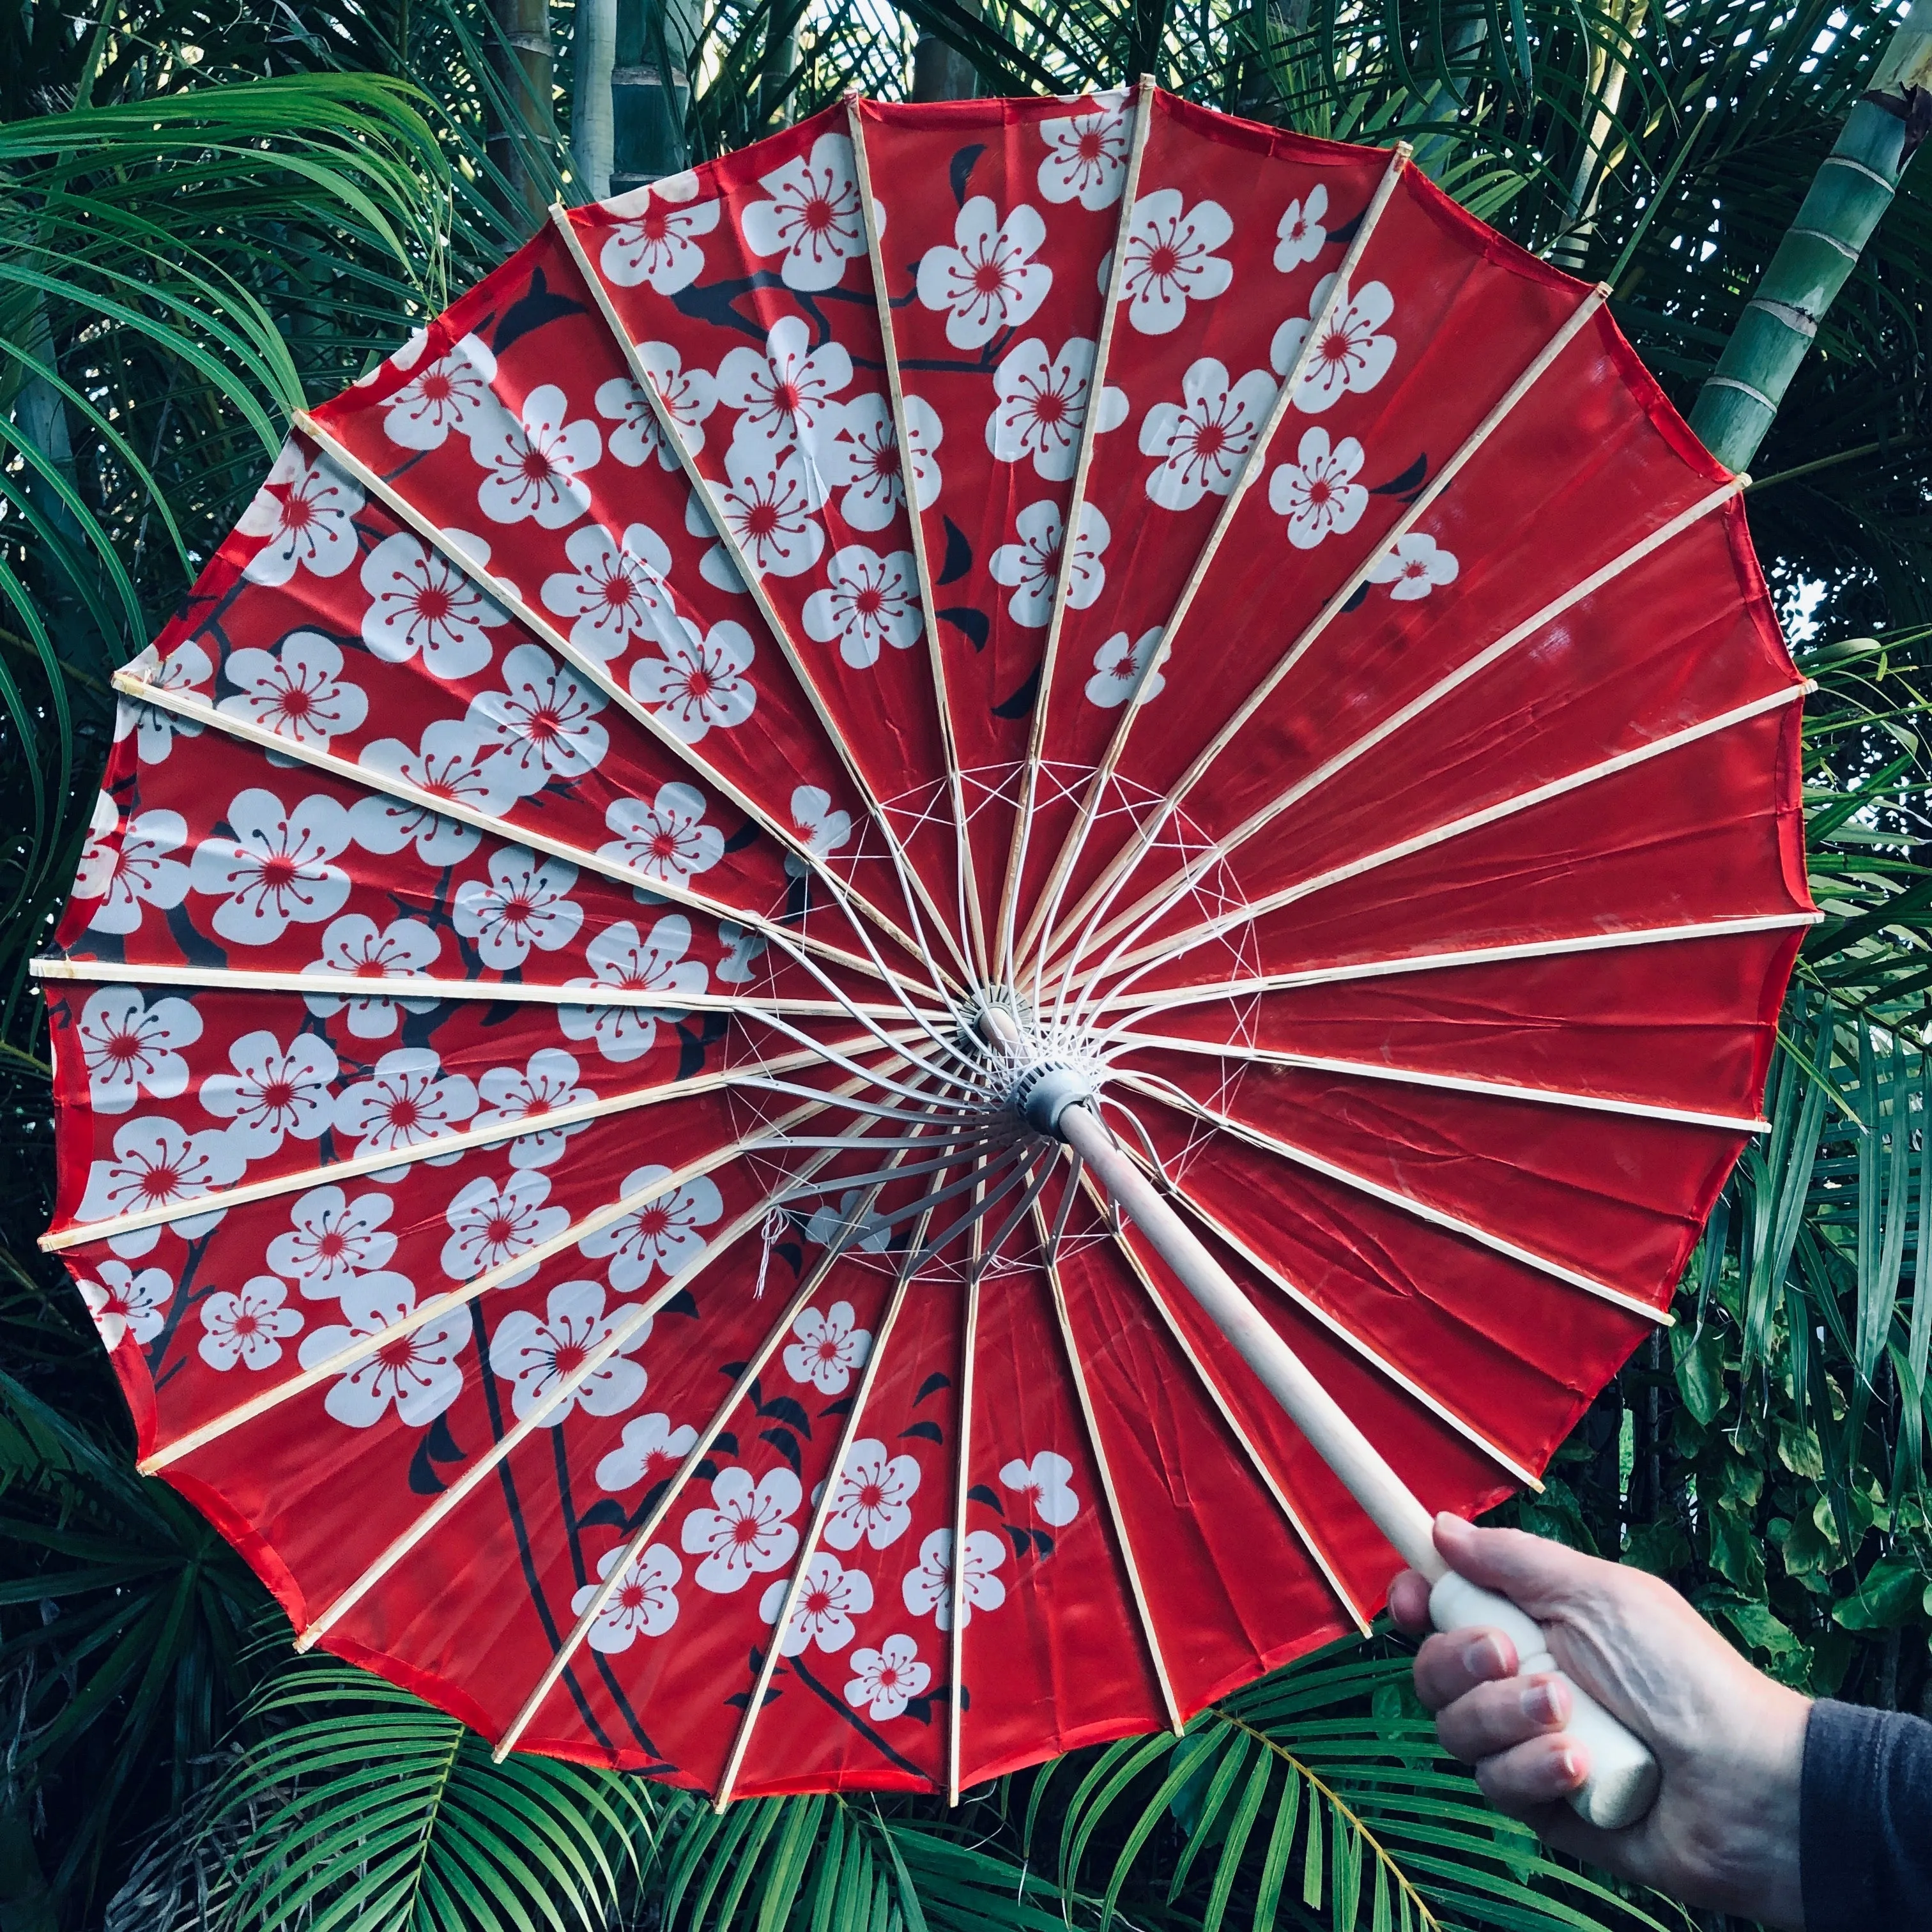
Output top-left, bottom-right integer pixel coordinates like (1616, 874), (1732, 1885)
(1413, 1627), (1518, 1712)
(1472, 1733), (1588, 1819)
(1435, 1673), (1571, 1763)
(1431, 1513), (1615, 1621)
(1388, 1568), (1432, 1633)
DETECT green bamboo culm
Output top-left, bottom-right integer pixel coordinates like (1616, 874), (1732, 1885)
(1688, 13), (1932, 475)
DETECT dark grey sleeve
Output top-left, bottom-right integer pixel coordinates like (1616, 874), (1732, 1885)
(1802, 1697), (1932, 1931)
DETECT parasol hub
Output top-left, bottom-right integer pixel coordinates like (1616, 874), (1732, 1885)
(970, 997), (1104, 1140)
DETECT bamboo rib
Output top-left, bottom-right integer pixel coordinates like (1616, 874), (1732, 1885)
(946, 1268), (982, 1805)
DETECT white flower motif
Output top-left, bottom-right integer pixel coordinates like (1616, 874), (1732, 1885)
(199, 1028), (339, 1158)
(381, 334), (498, 450)
(334, 1047), (480, 1156)
(1038, 95), (1130, 208)
(599, 171), (719, 292)
(714, 437), (827, 579)
(1114, 190), (1234, 337)
(470, 384), (601, 529)
(739, 132), (865, 292)
(558, 915), (708, 1064)
(301, 915), (443, 1037)
(464, 644), (610, 795)
(73, 986), (200, 1116)
(350, 722), (514, 866)
(473, 1048), (591, 1169)
(781, 785), (852, 879)
(987, 337), (1124, 481)
(629, 618), (758, 745)
(822, 1439), (919, 1551)
(75, 1117), (245, 1254)
(988, 500), (1108, 627)
(1000, 1450), (1080, 1525)
(845, 1634), (931, 1719)
(823, 394), (942, 530)
(579, 1167), (724, 1291)
(237, 442), (364, 586)
(359, 531), (507, 679)
(596, 345), (718, 468)
(1138, 358), (1278, 511)
(716, 921), (767, 985)
(114, 642), (210, 763)
(1274, 185), (1329, 271)
(198, 1275), (302, 1372)
(217, 631), (367, 747)
(540, 521), (676, 663)
(802, 545), (922, 670)
(760, 1551), (873, 1656)
(188, 789), (351, 947)
(297, 1271), (466, 1426)
(716, 317), (852, 479)
(266, 1184), (397, 1295)
(686, 489), (748, 594)
(783, 1299), (872, 1395)
(599, 781), (724, 884)
(76, 802), (190, 937)
(573, 1543), (682, 1652)
(596, 1411), (700, 1492)
(681, 1465), (802, 1593)
(1368, 532), (1460, 601)
(441, 1169), (571, 1284)
(489, 1276), (647, 1423)
(79, 1262), (172, 1351)
(916, 196), (1052, 351)
(802, 1190), (891, 1254)
(901, 1526), (1007, 1629)
(1266, 427), (1368, 550)
(1271, 275), (1397, 413)
(1085, 627), (1165, 709)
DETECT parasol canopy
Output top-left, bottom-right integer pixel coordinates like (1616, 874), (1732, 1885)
(41, 83), (1811, 1802)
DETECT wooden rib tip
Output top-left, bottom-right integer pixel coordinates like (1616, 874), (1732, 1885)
(292, 1629), (319, 1655)
(491, 1739), (513, 1765)
(1733, 471), (1751, 491)
(1395, 139), (1415, 159)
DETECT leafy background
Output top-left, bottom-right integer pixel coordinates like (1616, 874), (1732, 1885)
(4, 0), (1931, 1924)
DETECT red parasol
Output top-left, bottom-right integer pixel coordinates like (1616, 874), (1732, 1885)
(40, 82), (1809, 1817)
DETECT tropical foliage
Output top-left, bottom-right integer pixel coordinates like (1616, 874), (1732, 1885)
(3, 0), (1931, 1925)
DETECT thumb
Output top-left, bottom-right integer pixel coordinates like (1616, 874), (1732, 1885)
(1432, 1514), (1607, 1621)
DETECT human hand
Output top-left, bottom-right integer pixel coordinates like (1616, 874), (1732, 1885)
(1389, 1514), (1811, 1929)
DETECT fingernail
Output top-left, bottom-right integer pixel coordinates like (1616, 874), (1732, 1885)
(1521, 1678), (1568, 1726)
(1460, 1634), (1508, 1678)
(1555, 1749), (1584, 1789)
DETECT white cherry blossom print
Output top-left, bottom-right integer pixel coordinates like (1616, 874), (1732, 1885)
(716, 921), (768, 986)
(760, 1552), (873, 1656)
(783, 1299), (872, 1395)
(267, 1184), (397, 1295)
(558, 914), (707, 1064)
(682, 1464), (802, 1593)
(470, 385), (601, 530)
(822, 1439), (919, 1551)
(802, 1191), (890, 1254)
(540, 521), (675, 662)
(916, 196), (1052, 351)
(599, 782), (724, 885)
(574, 1543), (682, 1652)
(739, 132), (865, 292)
(845, 1634), (931, 1719)
(335, 1048), (480, 1157)
(1369, 531), (1460, 601)
(464, 645), (610, 795)
(596, 1411), (699, 1493)
(1038, 94), (1130, 208)
(80, 1262), (172, 1351)
(1115, 190), (1234, 337)
(217, 631), (367, 747)
(381, 334), (498, 450)
(473, 1048), (591, 1170)
(717, 317), (852, 475)
(1273, 275), (1397, 413)
(238, 442), (364, 587)
(824, 393), (942, 530)
(1000, 1450), (1080, 1525)
(989, 500), (1108, 627)
(301, 914), (443, 1038)
(599, 171), (719, 292)
(686, 491), (748, 594)
(188, 789), (351, 947)
(350, 722), (514, 867)
(1085, 627), (1165, 709)
(1266, 427), (1367, 550)
(489, 1277), (647, 1423)
(198, 1276), (302, 1372)
(359, 530), (507, 678)
(75, 1117), (245, 1252)
(1273, 185), (1328, 271)
(579, 1167), (724, 1291)
(802, 545), (923, 670)
(115, 641), (210, 763)
(74, 985), (201, 1116)
(199, 1028), (339, 1158)
(297, 1272), (466, 1426)
(629, 618), (758, 744)
(715, 436), (827, 579)
(78, 805), (190, 937)
(441, 1169), (570, 1284)
(596, 344), (718, 467)
(901, 1527), (1007, 1630)
(987, 337), (1123, 481)
(1138, 358), (1279, 510)
(781, 785), (852, 879)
